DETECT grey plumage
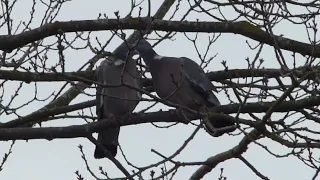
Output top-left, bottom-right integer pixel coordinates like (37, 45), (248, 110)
(133, 39), (235, 137)
(94, 42), (141, 159)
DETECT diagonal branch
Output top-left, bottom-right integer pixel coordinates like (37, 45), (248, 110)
(0, 100), (96, 128)
(238, 155), (270, 180)
(189, 129), (262, 180)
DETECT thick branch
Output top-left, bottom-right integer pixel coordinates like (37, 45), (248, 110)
(0, 70), (95, 83)
(0, 110), (182, 140)
(2, 66), (317, 85)
(2, 94), (319, 129)
(1, 19), (319, 58)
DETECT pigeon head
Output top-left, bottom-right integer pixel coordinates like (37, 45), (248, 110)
(133, 39), (158, 65)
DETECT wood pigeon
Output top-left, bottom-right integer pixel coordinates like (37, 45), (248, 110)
(94, 42), (141, 159)
(133, 39), (235, 137)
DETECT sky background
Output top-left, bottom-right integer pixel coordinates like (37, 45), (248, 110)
(0, 0), (318, 179)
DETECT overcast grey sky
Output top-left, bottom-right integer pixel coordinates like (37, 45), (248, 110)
(0, 0), (318, 179)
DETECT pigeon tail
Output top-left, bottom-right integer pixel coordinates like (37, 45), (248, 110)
(94, 144), (117, 159)
(94, 127), (120, 159)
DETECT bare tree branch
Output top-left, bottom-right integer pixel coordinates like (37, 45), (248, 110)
(2, 1), (320, 179)
(189, 130), (262, 180)
(1, 93), (320, 133)
(2, 65), (319, 84)
(1, 19), (319, 58)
